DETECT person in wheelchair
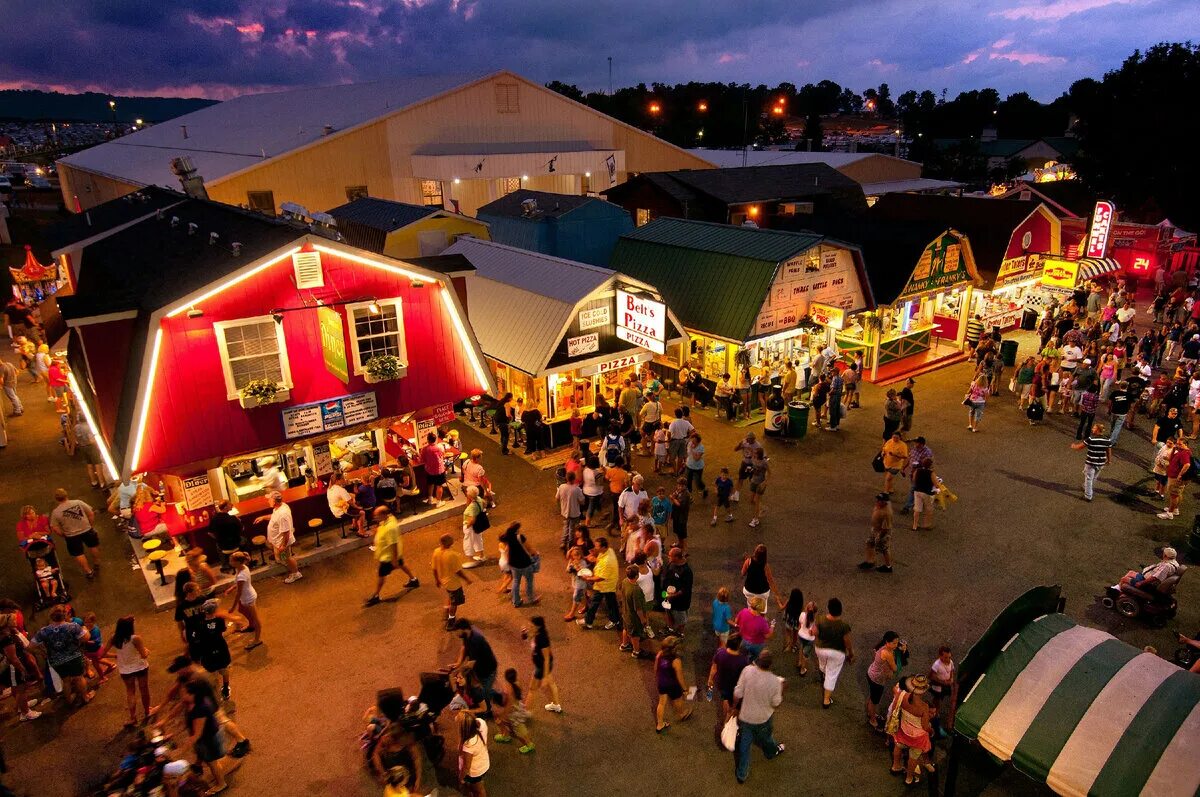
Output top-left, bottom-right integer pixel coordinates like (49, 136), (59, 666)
(1119, 547), (1182, 596)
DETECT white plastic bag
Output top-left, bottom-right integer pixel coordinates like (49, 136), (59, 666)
(721, 716), (738, 752)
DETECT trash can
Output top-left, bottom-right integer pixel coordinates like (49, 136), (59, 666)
(1000, 339), (1019, 367)
(787, 402), (809, 440)
(1021, 309), (1038, 330)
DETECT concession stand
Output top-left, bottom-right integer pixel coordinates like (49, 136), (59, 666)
(946, 585), (1200, 797)
(609, 217), (873, 389)
(59, 197), (493, 600)
(444, 236), (686, 448)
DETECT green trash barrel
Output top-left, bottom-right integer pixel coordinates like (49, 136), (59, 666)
(788, 402), (809, 439)
(1000, 339), (1019, 367)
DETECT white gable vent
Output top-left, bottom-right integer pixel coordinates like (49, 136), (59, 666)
(292, 249), (324, 289)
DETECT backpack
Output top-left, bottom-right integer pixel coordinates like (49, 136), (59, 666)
(1026, 401), (1045, 422)
(604, 434), (625, 464)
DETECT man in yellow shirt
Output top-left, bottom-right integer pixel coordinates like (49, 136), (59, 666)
(365, 506), (419, 607)
(579, 536), (623, 631)
(432, 533), (473, 630)
(880, 431), (909, 493)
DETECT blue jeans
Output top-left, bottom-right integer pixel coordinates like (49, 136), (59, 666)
(902, 484), (916, 512)
(742, 642), (764, 663)
(1110, 414), (1126, 444)
(511, 565), (536, 606)
(734, 716), (782, 783)
(1083, 464), (1103, 500)
(561, 516), (580, 550)
(585, 590), (622, 628)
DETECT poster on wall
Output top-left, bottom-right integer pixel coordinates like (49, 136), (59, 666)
(311, 442), (334, 477)
(182, 474), (213, 511)
(821, 248), (838, 271)
(282, 392), (379, 440)
(567, 333), (600, 357)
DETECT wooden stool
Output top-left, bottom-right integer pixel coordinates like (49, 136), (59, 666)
(250, 535), (268, 567)
(141, 538), (162, 553)
(147, 549), (169, 586)
(307, 517), (324, 548)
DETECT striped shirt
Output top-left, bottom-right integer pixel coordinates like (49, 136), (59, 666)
(1084, 436), (1112, 467)
(965, 319), (984, 342)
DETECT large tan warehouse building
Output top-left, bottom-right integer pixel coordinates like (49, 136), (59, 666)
(58, 70), (713, 216)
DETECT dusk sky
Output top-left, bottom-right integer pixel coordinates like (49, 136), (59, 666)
(3, 0), (1196, 101)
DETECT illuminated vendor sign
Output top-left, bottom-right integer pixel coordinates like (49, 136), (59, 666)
(615, 288), (666, 355)
(809, 302), (845, 330)
(577, 351), (653, 376)
(1085, 201), (1116, 259)
(1041, 258), (1079, 291)
(281, 391), (379, 439)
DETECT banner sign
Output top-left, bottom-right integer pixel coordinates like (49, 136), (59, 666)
(318, 306), (349, 384)
(1041, 258), (1079, 291)
(417, 403), (456, 426)
(578, 305), (610, 330)
(567, 333), (600, 357)
(809, 302), (845, 330)
(577, 351), (652, 376)
(282, 391), (378, 440)
(616, 288), (666, 355)
(1085, 201), (1116, 259)
(995, 253), (1044, 289)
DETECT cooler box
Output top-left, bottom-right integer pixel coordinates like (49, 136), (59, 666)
(1021, 309), (1038, 330)
(1000, 339), (1019, 367)
(787, 402), (809, 439)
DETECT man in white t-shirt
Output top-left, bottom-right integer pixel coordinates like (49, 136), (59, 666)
(50, 487), (99, 578)
(1060, 343), (1083, 373)
(667, 408), (694, 474)
(1116, 303), (1136, 326)
(255, 491), (302, 583)
(638, 394), (663, 455)
(325, 472), (364, 537)
(617, 474), (649, 528)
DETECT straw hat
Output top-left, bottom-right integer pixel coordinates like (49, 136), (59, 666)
(907, 675), (930, 694)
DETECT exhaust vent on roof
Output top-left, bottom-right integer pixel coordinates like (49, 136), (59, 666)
(292, 249), (324, 289)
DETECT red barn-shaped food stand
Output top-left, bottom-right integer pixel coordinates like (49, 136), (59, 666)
(59, 197), (493, 546)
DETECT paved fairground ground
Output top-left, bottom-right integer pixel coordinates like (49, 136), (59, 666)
(1, 328), (1195, 797)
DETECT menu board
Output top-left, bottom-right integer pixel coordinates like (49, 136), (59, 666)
(311, 442), (335, 477)
(282, 391), (379, 440)
(182, 474), (213, 511)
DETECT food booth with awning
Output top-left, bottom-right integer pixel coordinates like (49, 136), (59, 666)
(608, 217), (873, 389)
(946, 585), (1199, 797)
(58, 196), (493, 600)
(443, 236), (686, 448)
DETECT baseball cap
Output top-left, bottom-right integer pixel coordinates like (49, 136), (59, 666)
(1164, 547), (1178, 559)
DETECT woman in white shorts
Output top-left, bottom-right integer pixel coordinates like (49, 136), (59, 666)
(225, 552), (262, 650)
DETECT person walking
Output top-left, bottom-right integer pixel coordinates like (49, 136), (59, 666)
(653, 636), (693, 732)
(667, 408), (694, 475)
(182, 678), (244, 793)
(31, 605), (93, 707)
(495, 393), (513, 455)
(457, 712), (490, 797)
(554, 472), (584, 553)
(865, 631), (901, 730)
(889, 675), (935, 786)
(964, 375), (990, 433)
(741, 544), (784, 615)
(732, 432), (763, 501)
(882, 389), (904, 440)
(500, 523), (539, 608)
(0, 358), (22, 416)
(668, 477), (691, 552)
(0, 612), (41, 721)
(732, 597), (774, 662)
(732, 650), (786, 785)
(98, 616), (151, 728)
(255, 491), (301, 583)
(49, 487), (99, 580)
(432, 534), (473, 630)
(1159, 438), (1192, 520)
(814, 598), (854, 708)
(523, 616), (562, 713)
(911, 457), (938, 531)
(747, 448), (769, 528)
(900, 437), (933, 513)
(365, 506), (420, 606)
(859, 492), (894, 573)
(1075, 384), (1100, 441)
(1071, 422), (1112, 502)
(461, 485), (489, 568)
(192, 599), (236, 700)
(618, 565), (653, 659)
(827, 367), (845, 431)
(685, 432), (707, 498)
(224, 552), (263, 650)
(580, 455), (605, 524)
(579, 536), (622, 631)
(880, 431), (908, 494)
(662, 546), (693, 635)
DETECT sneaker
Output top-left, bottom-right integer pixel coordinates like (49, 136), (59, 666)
(603, 621), (617, 630)
(725, 514), (734, 522)
(545, 703), (563, 713)
(776, 743), (786, 755)
(876, 565), (894, 574)
(364, 595), (381, 607)
(463, 560), (481, 569)
(283, 572), (303, 584)
(857, 561), (874, 571)
(405, 578), (420, 589)
(578, 622), (594, 630)
(220, 684), (230, 700)
(19, 709), (41, 721)
(749, 518), (760, 528)
(1157, 511), (1176, 519)
(231, 739), (251, 758)
(518, 744), (535, 754)
(493, 733), (512, 743)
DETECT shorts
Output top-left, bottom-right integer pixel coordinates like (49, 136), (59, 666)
(79, 443), (102, 465)
(378, 559), (401, 578)
(194, 732), (227, 763)
(427, 472), (447, 486)
(572, 585), (587, 603)
(1167, 478), (1186, 500)
(672, 521), (688, 540)
(275, 545), (294, 565)
(463, 773), (487, 784)
(2, 663), (27, 687)
(642, 421), (659, 438)
(533, 655), (553, 681)
(750, 481), (766, 496)
(447, 587), (465, 606)
(669, 439), (687, 460)
(798, 637), (815, 657)
(866, 528), (891, 556)
(64, 529), (100, 557)
(868, 680), (886, 704)
(120, 667), (149, 682)
(657, 681), (684, 700)
(201, 646), (232, 673)
(1154, 473), (1168, 486)
(717, 494), (731, 508)
(54, 657), (86, 678)
(913, 491), (934, 514)
(885, 467), (900, 475)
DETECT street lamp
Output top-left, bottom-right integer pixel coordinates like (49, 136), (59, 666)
(772, 105), (785, 116)
(135, 118), (143, 127)
(108, 100), (116, 124)
(648, 101), (661, 114)
(698, 101), (708, 112)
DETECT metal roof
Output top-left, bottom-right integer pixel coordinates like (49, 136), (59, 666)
(859, 178), (964, 196)
(459, 276), (576, 376)
(477, 189), (601, 220)
(686, 149), (880, 168)
(46, 186), (186, 254)
(59, 73), (488, 188)
(326, 197), (438, 232)
(443, 237), (613, 303)
(611, 219), (825, 341)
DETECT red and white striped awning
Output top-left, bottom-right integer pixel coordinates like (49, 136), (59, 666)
(1077, 257), (1122, 281)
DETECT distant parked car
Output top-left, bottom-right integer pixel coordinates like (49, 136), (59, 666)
(28, 176), (50, 189)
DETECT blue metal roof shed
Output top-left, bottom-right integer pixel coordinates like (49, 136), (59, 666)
(476, 189), (633, 267)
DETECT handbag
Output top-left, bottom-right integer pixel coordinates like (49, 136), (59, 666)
(962, 395), (972, 406)
(720, 715), (739, 752)
(884, 690), (905, 735)
(871, 451), (885, 473)
(530, 553), (542, 574)
(472, 500), (490, 533)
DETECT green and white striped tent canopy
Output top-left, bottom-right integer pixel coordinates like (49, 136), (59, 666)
(957, 612), (1200, 797)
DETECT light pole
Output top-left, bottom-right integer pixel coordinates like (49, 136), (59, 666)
(108, 100), (116, 124)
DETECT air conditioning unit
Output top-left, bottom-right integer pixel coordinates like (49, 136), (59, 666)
(779, 202), (815, 215)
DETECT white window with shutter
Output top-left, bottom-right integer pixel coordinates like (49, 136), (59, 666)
(214, 316), (293, 399)
(346, 298), (408, 376)
(292, 249), (324, 289)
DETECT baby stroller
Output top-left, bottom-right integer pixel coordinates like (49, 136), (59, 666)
(24, 538), (70, 612)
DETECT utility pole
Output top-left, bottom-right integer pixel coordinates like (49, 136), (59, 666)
(608, 57), (613, 96)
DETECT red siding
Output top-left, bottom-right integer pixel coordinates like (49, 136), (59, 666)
(135, 249), (482, 473)
(78, 319), (135, 441)
(1005, 210), (1055, 259)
